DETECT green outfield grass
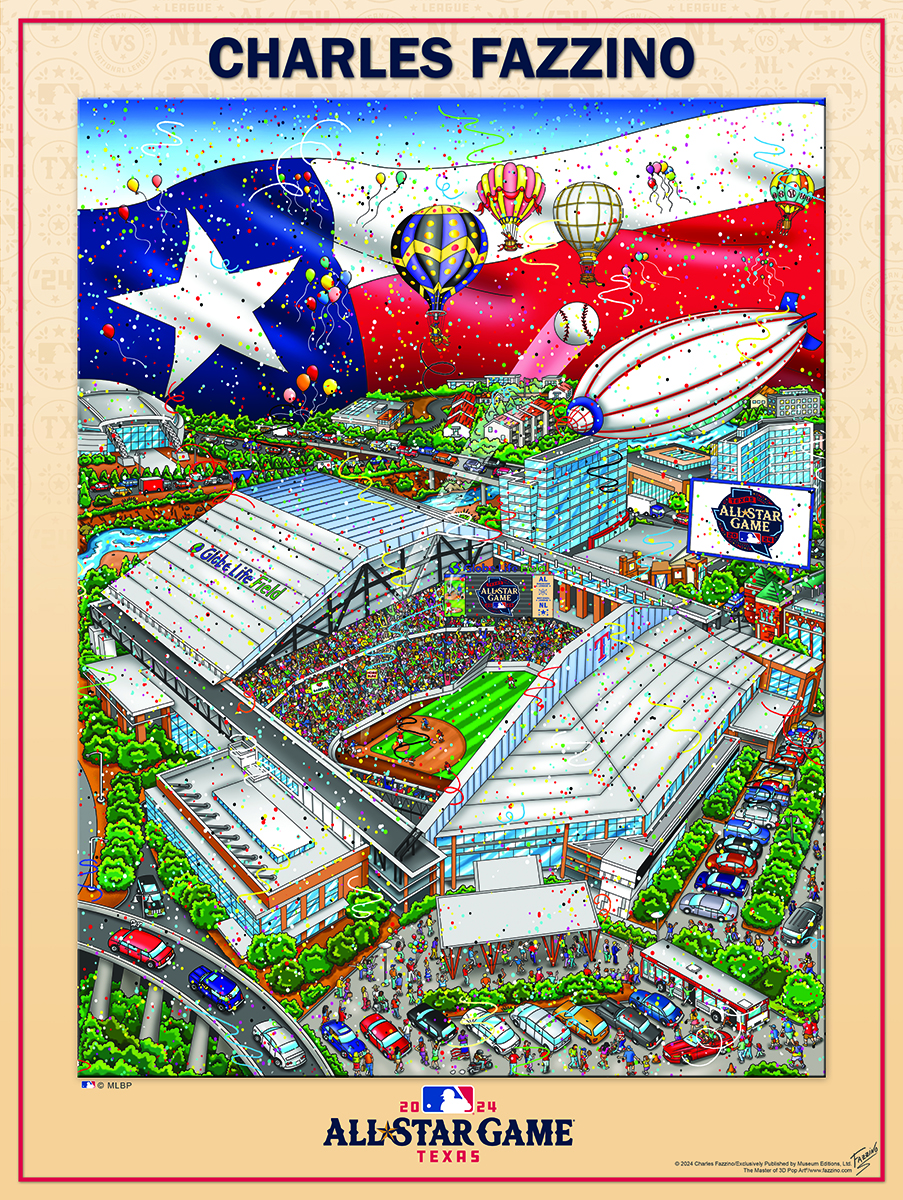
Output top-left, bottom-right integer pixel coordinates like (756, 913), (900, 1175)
(421, 670), (535, 778)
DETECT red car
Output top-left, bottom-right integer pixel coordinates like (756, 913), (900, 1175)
(434, 452), (458, 466)
(663, 1028), (734, 1064)
(359, 1014), (411, 1060)
(775, 747), (808, 766)
(673, 512), (689, 526)
(108, 927), (174, 969)
(705, 850), (757, 878)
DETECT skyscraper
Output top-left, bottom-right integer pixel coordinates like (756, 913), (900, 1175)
(498, 436), (628, 553)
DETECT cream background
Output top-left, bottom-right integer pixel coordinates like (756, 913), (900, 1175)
(0, 0), (897, 1191)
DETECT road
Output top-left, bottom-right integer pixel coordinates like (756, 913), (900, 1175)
(78, 905), (324, 1078)
(77, 764), (99, 892)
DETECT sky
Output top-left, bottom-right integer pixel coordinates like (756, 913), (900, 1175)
(77, 97), (810, 209)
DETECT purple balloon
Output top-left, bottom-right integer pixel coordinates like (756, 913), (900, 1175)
(646, 163), (655, 174)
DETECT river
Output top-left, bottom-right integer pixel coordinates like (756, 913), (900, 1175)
(78, 527), (175, 577)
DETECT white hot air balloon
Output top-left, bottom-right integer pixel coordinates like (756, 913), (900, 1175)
(566, 292), (822, 439)
(553, 181), (623, 286)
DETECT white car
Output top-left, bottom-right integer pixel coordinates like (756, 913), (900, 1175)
(508, 1003), (571, 1051)
(464, 1006), (520, 1055)
(252, 1020), (307, 1070)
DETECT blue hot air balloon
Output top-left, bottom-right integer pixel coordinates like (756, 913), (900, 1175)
(390, 204), (489, 344)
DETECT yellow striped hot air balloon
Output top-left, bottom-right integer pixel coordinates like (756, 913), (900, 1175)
(476, 161), (545, 252)
(769, 169), (815, 233)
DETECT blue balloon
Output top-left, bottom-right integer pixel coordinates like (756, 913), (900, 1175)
(317, 290), (329, 305)
(340, 270), (352, 285)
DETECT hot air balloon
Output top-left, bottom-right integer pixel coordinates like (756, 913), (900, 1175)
(552, 181), (623, 285)
(475, 161), (545, 252)
(566, 292), (822, 438)
(769, 169), (815, 232)
(390, 205), (489, 345)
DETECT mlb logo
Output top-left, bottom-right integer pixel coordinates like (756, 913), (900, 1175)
(422, 1084), (474, 1113)
(81, 1080), (96, 1089)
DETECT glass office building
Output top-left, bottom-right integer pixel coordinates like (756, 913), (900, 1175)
(712, 421), (817, 490)
(499, 436), (628, 553)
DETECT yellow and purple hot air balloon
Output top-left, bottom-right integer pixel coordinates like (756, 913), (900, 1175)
(475, 161), (545, 252)
(390, 205), (489, 345)
(769, 168), (815, 233)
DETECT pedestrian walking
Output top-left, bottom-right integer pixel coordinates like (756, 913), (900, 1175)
(352, 1051), (362, 1076)
(579, 1049), (590, 1076)
(623, 1047), (636, 1076)
(666, 922), (675, 940)
(430, 1043), (441, 1071)
(508, 1050), (519, 1076)
(641, 1055), (651, 1076)
(603, 940), (611, 963)
(568, 1046), (580, 1071)
(364, 1050), (374, 1076)
(611, 944), (620, 966)
(754, 1043), (765, 1058)
(787, 898), (797, 917)
(754, 935), (764, 953)
(769, 1024), (781, 1050)
(394, 1055), (405, 1075)
(597, 1044), (610, 1071)
(540, 1046), (551, 1074)
(523, 1046), (533, 1075)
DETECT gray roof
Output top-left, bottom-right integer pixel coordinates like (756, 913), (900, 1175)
(85, 653), (170, 716)
(729, 692), (795, 740)
(715, 628), (821, 673)
(437, 882), (598, 948)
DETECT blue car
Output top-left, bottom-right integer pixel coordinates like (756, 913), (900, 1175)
(628, 990), (683, 1027)
(321, 1020), (367, 1062)
(744, 786), (790, 807)
(694, 871), (748, 899)
(724, 818), (772, 845)
(188, 966), (244, 1011)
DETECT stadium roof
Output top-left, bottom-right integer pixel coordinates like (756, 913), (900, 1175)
(78, 378), (178, 427)
(448, 615), (764, 833)
(103, 475), (488, 685)
(714, 628), (821, 673)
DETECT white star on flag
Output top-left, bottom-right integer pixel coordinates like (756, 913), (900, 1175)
(111, 211), (300, 395)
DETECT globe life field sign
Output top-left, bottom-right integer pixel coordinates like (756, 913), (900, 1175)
(688, 480), (815, 569)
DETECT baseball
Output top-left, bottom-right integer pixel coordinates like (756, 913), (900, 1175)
(553, 302), (600, 346)
(566, 405), (595, 433)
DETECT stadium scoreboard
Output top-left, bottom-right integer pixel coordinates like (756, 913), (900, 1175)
(447, 572), (555, 619)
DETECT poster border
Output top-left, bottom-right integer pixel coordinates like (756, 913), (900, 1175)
(16, 13), (886, 1185)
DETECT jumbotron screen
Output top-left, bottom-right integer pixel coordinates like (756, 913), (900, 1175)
(448, 572), (555, 619)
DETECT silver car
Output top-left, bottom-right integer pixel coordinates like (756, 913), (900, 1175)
(509, 1003), (571, 1051)
(679, 892), (739, 922)
(252, 1020), (307, 1070)
(738, 800), (782, 828)
(463, 1006), (520, 1055)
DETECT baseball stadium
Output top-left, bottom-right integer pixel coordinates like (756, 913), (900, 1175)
(90, 470), (820, 924)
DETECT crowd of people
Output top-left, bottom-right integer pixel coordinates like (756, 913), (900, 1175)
(238, 586), (575, 751)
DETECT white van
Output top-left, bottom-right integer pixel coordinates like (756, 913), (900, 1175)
(508, 1003), (571, 1051)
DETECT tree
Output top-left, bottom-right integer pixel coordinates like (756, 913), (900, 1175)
(654, 866), (685, 900)
(266, 932), (298, 966)
(667, 492), (688, 512)
(297, 944), (332, 984)
(632, 885), (671, 923)
(714, 943), (765, 985)
(781, 971), (824, 1016)
(190, 895), (228, 930)
(266, 959), (306, 994)
(97, 857), (134, 892)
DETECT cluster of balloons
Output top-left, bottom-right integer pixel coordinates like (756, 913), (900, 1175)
(283, 365), (338, 402)
(645, 160), (676, 186)
(303, 256), (352, 309)
(289, 169), (313, 193)
(634, 251), (650, 262)
(118, 175), (163, 218)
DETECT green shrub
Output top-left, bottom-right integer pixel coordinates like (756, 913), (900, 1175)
(780, 971), (824, 1016)
(399, 894), (437, 926)
(744, 1061), (802, 1076)
(741, 892), (784, 931)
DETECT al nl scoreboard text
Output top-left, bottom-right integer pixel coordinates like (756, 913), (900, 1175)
(445, 573), (555, 619)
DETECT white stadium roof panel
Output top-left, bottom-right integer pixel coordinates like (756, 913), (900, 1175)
(453, 616), (766, 833)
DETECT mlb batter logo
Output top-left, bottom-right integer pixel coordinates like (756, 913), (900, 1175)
(422, 1084), (474, 1113)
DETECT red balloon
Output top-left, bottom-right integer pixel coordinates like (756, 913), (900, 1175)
(306, 297), (317, 310)
(118, 205), (129, 219)
(102, 324), (115, 339)
(307, 365), (318, 382)
(304, 171), (311, 181)
(152, 175), (162, 189)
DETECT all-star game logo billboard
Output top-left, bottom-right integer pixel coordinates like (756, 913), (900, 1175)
(459, 572), (556, 619)
(688, 479), (815, 569)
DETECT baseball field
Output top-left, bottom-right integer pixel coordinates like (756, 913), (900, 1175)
(421, 669), (535, 777)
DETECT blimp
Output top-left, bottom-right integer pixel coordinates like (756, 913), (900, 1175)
(566, 292), (822, 439)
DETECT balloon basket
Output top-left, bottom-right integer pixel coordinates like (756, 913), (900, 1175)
(427, 311), (448, 346)
(578, 266), (598, 286)
(778, 216), (792, 232)
(502, 235), (520, 252)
